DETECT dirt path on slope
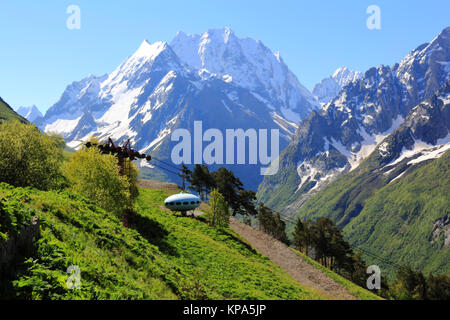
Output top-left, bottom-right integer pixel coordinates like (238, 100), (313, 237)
(229, 217), (355, 300)
(138, 179), (181, 192)
(138, 179), (354, 299)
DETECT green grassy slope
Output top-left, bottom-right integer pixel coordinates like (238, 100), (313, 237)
(0, 182), (327, 299)
(295, 151), (450, 279)
(0, 97), (27, 123)
(256, 143), (302, 210)
(344, 151), (450, 278)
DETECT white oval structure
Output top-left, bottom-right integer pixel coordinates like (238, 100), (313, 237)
(164, 193), (201, 214)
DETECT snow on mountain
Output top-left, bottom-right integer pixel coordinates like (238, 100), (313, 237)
(258, 27), (450, 213)
(312, 67), (362, 104)
(395, 27), (450, 106)
(375, 79), (450, 172)
(170, 27), (319, 122)
(16, 105), (43, 122)
(39, 29), (319, 190)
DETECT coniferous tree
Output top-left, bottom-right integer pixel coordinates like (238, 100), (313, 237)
(426, 273), (450, 300)
(257, 204), (289, 245)
(235, 189), (257, 217)
(189, 164), (214, 201)
(178, 164), (192, 190)
(390, 267), (428, 300)
(293, 218), (311, 254)
(273, 212), (290, 245)
(211, 167), (243, 214)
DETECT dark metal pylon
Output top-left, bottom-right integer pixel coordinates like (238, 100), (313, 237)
(85, 138), (151, 176)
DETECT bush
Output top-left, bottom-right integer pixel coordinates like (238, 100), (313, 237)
(0, 121), (63, 190)
(63, 145), (131, 218)
(205, 189), (230, 228)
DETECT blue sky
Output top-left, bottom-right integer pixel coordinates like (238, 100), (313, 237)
(1, 0), (448, 113)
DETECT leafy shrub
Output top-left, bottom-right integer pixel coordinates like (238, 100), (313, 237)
(63, 145), (131, 218)
(204, 189), (230, 228)
(0, 121), (63, 190)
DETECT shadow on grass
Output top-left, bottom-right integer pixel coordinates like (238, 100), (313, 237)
(0, 217), (40, 299)
(174, 214), (259, 257)
(132, 212), (179, 257)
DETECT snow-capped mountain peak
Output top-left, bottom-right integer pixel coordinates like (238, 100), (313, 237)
(332, 67), (362, 87)
(16, 105), (43, 122)
(170, 27), (319, 122)
(395, 26), (450, 105)
(312, 67), (362, 104)
(259, 27), (450, 215)
(38, 28), (321, 189)
(133, 40), (169, 59)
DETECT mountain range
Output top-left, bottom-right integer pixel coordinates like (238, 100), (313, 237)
(258, 27), (450, 277)
(18, 25), (450, 276)
(258, 27), (450, 214)
(36, 27), (319, 190)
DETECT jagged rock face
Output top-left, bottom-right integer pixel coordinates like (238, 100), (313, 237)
(373, 79), (450, 167)
(403, 80), (450, 144)
(258, 27), (450, 213)
(170, 28), (319, 122)
(431, 216), (450, 248)
(395, 27), (450, 107)
(37, 28), (318, 190)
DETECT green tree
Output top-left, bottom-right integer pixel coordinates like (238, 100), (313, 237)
(257, 203), (274, 234)
(307, 217), (354, 270)
(426, 273), (450, 300)
(273, 212), (290, 245)
(235, 189), (257, 217)
(125, 157), (140, 202)
(328, 226), (353, 272)
(0, 121), (63, 190)
(310, 217), (334, 267)
(178, 164), (192, 191)
(293, 218), (314, 255)
(63, 145), (131, 218)
(391, 267), (427, 300)
(212, 167), (243, 214)
(47, 132), (66, 149)
(205, 189), (230, 228)
(257, 204), (289, 245)
(189, 164), (214, 201)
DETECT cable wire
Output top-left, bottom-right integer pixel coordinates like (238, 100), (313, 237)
(252, 200), (408, 271)
(151, 162), (180, 177)
(145, 157), (408, 272)
(151, 156), (182, 171)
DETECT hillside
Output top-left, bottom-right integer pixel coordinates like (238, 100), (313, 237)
(0, 97), (27, 123)
(294, 150), (450, 279)
(258, 27), (450, 214)
(0, 180), (381, 300)
(229, 217), (380, 300)
(289, 80), (450, 279)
